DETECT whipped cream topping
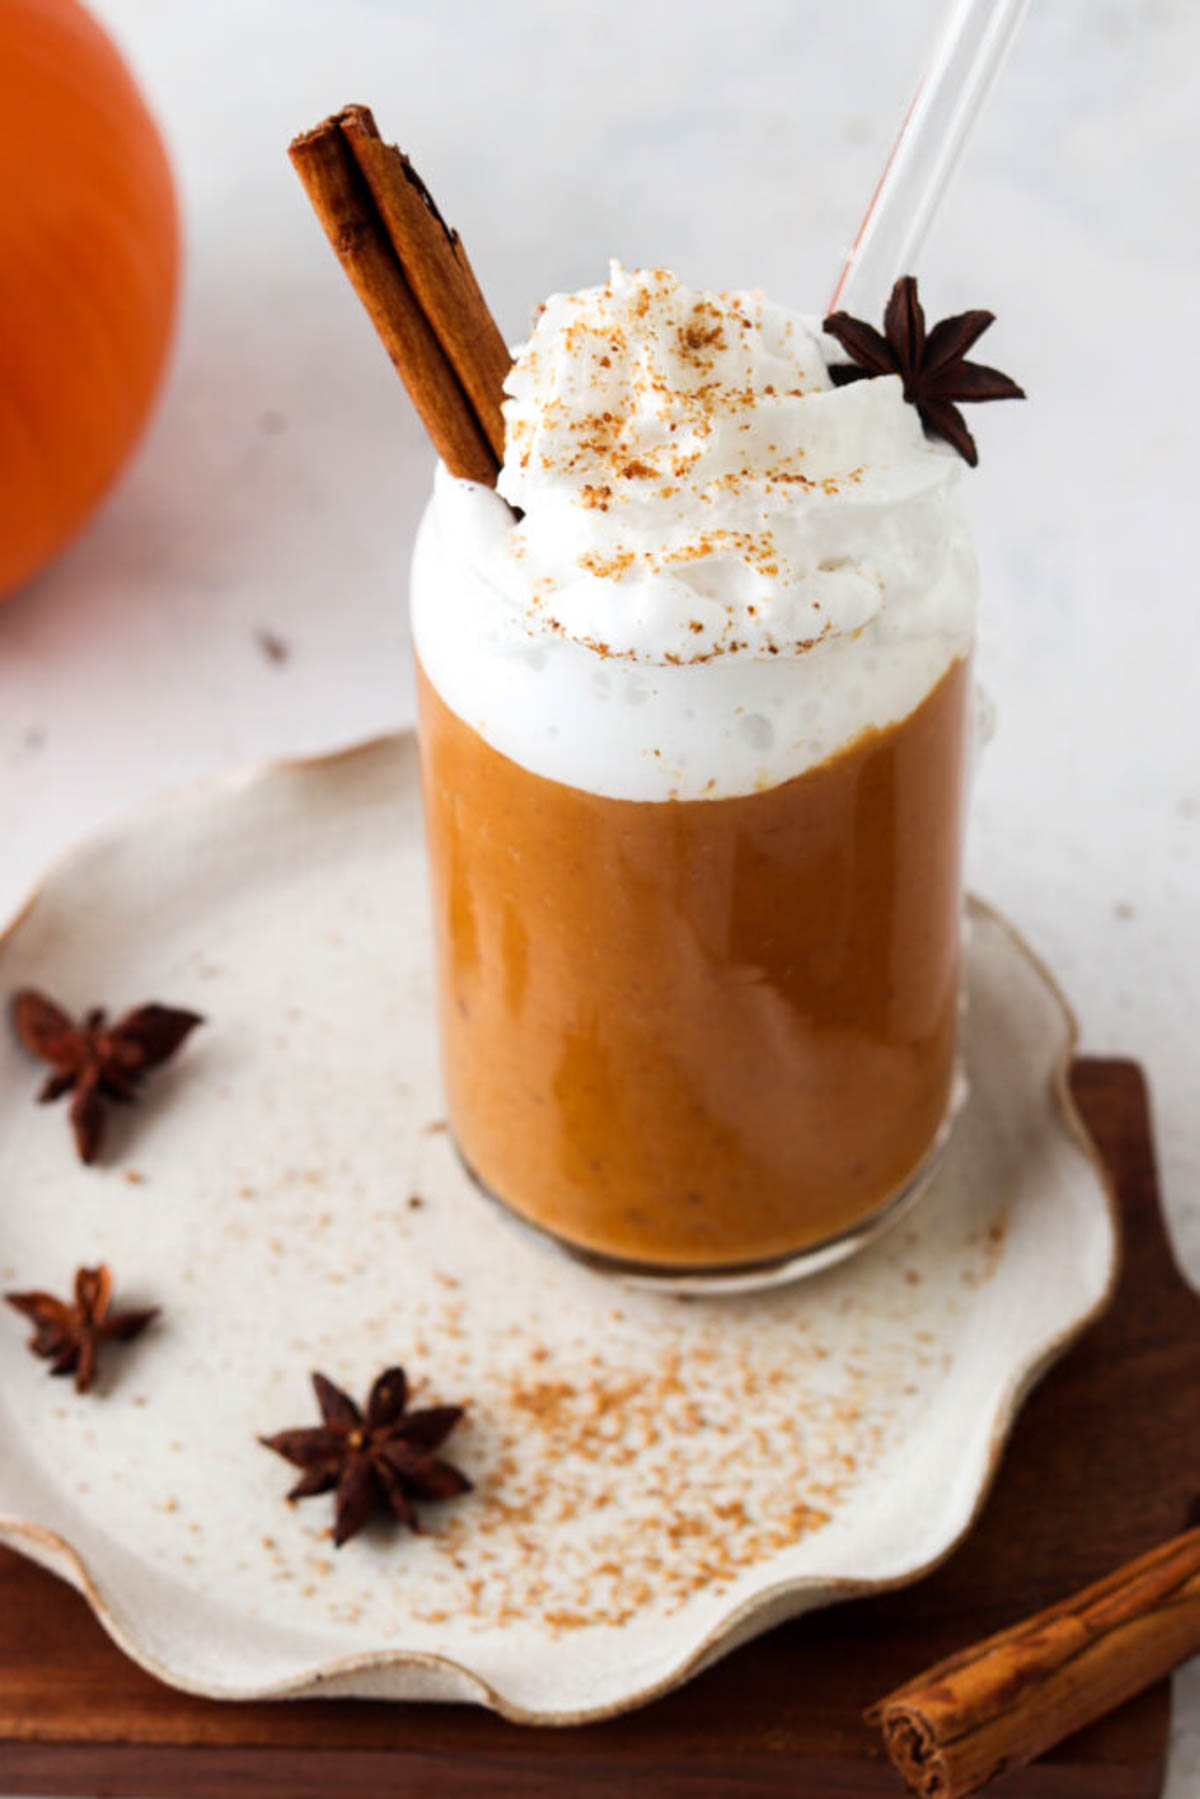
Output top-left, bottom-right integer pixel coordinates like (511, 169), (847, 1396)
(410, 265), (978, 802)
(494, 265), (966, 663)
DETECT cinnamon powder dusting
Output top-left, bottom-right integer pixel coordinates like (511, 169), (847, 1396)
(229, 1168), (1008, 1638)
(405, 1334), (857, 1630)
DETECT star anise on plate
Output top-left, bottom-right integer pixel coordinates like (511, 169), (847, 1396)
(261, 1368), (472, 1548)
(823, 275), (1024, 467)
(5, 1265), (158, 1394)
(11, 988), (204, 1165)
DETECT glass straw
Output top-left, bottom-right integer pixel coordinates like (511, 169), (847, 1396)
(829, 0), (1033, 320)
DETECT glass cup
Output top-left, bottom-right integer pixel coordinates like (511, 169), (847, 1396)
(411, 486), (973, 1293)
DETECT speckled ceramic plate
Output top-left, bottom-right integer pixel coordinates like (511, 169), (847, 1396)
(0, 735), (1117, 1722)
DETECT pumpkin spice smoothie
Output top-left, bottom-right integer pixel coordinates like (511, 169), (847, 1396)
(417, 656), (968, 1268)
(412, 266), (982, 1279)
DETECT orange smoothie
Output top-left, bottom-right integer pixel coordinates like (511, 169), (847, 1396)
(417, 656), (969, 1269)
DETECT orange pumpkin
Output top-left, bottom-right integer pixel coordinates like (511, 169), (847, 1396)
(0, 0), (179, 600)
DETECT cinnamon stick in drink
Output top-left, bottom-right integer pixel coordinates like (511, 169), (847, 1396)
(870, 1525), (1200, 1798)
(288, 105), (509, 485)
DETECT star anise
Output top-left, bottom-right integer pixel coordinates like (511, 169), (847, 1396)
(823, 275), (1024, 467)
(5, 1265), (158, 1394)
(11, 988), (204, 1165)
(261, 1368), (471, 1548)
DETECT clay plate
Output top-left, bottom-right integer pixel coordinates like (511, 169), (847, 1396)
(0, 735), (1117, 1722)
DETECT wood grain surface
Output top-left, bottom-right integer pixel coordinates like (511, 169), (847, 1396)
(1, 1058), (1196, 1798)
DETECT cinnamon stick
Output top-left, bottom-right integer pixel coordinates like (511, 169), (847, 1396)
(870, 1525), (1200, 1798)
(288, 106), (509, 485)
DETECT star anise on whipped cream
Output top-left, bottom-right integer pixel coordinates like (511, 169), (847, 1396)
(5, 1265), (158, 1394)
(11, 989), (203, 1164)
(823, 275), (1024, 467)
(261, 1368), (472, 1548)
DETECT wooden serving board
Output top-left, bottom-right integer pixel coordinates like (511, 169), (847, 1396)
(1, 1058), (1196, 1799)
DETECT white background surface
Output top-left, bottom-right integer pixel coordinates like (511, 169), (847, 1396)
(0, 0), (1196, 1790)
